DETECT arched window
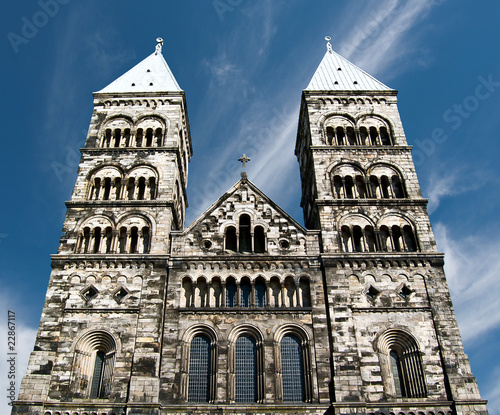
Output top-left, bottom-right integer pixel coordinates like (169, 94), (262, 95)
(104, 227), (113, 253)
(226, 278), (237, 307)
(239, 214), (251, 253)
(333, 175), (343, 198)
(235, 335), (257, 402)
(130, 227), (139, 253)
(284, 277), (296, 307)
(341, 226), (352, 252)
(281, 335), (305, 402)
(145, 128), (153, 146)
(392, 175), (405, 198)
(269, 278), (281, 307)
(118, 227), (127, 253)
(359, 126), (368, 145)
(352, 226), (363, 252)
(365, 226), (376, 252)
(188, 335), (212, 402)
(346, 127), (356, 145)
(403, 225), (418, 252)
(154, 128), (163, 146)
(93, 227), (101, 253)
(81, 227), (91, 253)
(254, 226), (266, 253)
(137, 177), (146, 200)
(255, 278), (266, 307)
(123, 128), (131, 147)
(378, 329), (427, 398)
(102, 178), (111, 200)
(355, 175), (367, 198)
(379, 226), (391, 252)
(182, 278), (193, 308)
(142, 226), (150, 253)
(149, 177), (156, 199)
(380, 126), (391, 145)
(135, 128), (143, 147)
(392, 226), (403, 252)
(72, 331), (116, 399)
(336, 127), (345, 145)
(299, 277), (311, 307)
(369, 126), (379, 145)
(127, 178), (135, 200)
(326, 126), (335, 145)
(114, 178), (122, 200)
(240, 278), (251, 307)
(225, 226), (237, 252)
(381, 176), (391, 198)
(344, 176), (354, 198)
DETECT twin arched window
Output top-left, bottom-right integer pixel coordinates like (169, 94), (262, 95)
(99, 117), (165, 148)
(325, 117), (393, 146)
(76, 217), (151, 254)
(341, 224), (418, 253)
(224, 214), (266, 253)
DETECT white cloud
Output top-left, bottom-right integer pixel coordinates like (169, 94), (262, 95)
(434, 223), (500, 344)
(338, 0), (440, 77)
(425, 169), (487, 213)
(0, 299), (37, 412)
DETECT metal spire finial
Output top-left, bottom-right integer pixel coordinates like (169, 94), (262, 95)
(325, 36), (333, 53)
(155, 37), (163, 55)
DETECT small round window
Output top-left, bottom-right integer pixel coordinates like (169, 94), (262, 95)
(279, 239), (290, 249)
(202, 239), (212, 249)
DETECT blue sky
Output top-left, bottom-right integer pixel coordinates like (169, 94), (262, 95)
(1, 0), (499, 412)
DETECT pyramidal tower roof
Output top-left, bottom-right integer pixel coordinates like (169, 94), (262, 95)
(97, 38), (182, 94)
(306, 37), (392, 92)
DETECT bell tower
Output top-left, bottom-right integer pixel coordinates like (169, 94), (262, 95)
(295, 38), (488, 414)
(14, 39), (192, 414)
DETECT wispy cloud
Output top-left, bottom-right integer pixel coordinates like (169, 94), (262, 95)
(425, 169), (488, 213)
(434, 223), (500, 344)
(339, 0), (441, 77)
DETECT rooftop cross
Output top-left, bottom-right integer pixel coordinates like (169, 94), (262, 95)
(238, 154), (251, 169)
(325, 36), (333, 53)
(155, 37), (163, 55)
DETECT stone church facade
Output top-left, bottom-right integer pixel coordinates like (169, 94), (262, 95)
(12, 39), (489, 415)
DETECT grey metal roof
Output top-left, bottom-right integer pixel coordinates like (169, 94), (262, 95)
(96, 50), (182, 94)
(306, 49), (392, 91)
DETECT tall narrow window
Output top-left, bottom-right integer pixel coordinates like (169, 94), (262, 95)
(403, 225), (418, 252)
(149, 177), (156, 199)
(369, 127), (379, 145)
(336, 127), (345, 145)
(136, 128), (143, 147)
(137, 177), (146, 200)
(281, 335), (305, 402)
(104, 227), (113, 253)
(326, 126), (335, 145)
(392, 175), (405, 198)
(352, 226), (363, 252)
(344, 176), (354, 198)
(346, 127), (356, 145)
(255, 279), (266, 307)
(226, 278), (237, 307)
(118, 227), (127, 253)
(299, 277), (311, 307)
(333, 175), (343, 198)
(380, 126), (391, 145)
(142, 226), (150, 253)
(90, 351), (106, 398)
(359, 126), (368, 145)
(127, 178), (135, 200)
(225, 226), (237, 252)
(103, 178), (111, 200)
(254, 226), (265, 253)
(130, 227), (138, 253)
(188, 335), (211, 403)
(235, 335), (257, 402)
(145, 128), (153, 146)
(240, 279), (251, 307)
(239, 214), (251, 253)
(93, 227), (102, 253)
(390, 350), (404, 397)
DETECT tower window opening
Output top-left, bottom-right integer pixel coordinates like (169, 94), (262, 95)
(145, 128), (153, 146)
(104, 227), (113, 253)
(355, 175), (367, 198)
(114, 178), (122, 200)
(127, 178), (135, 200)
(333, 175), (343, 198)
(403, 225), (417, 252)
(137, 177), (146, 200)
(381, 175), (391, 198)
(142, 226), (150, 253)
(90, 351), (106, 398)
(123, 128), (131, 147)
(352, 226), (363, 252)
(136, 128), (143, 147)
(392, 226), (403, 252)
(102, 178), (111, 200)
(300, 277), (311, 307)
(346, 127), (356, 145)
(369, 127), (379, 145)
(392, 175), (405, 198)
(155, 128), (162, 146)
(113, 129), (121, 148)
(103, 129), (112, 148)
(369, 176), (379, 198)
(82, 227), (91, 253)
(336, 127), (345, 145)
(344, 176), (354, 199)
(365, 226), (376, 252)
(93, 227), (102, 253)
(326, 126), (335, 145)
(129, 227), (139, 253)
(118, 227), (127, 253)
(149, 177), (156, 199)
(359, 126), (368, 145)
(93, 178), (101, 200)
(341, 226), (352, 252)
(380, 126), (391, 145)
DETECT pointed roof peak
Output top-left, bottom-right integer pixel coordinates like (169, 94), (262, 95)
(306, 37), (393, 92)
(96, 38), (182, 94)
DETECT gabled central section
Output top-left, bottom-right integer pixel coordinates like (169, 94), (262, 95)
(172, 178), (309, 257)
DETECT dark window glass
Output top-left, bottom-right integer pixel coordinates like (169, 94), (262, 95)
(188, 335), (211, 402)
(281, 335), (305, 402)
(90, 351), (105, 398)
(235, 335), (257, 402)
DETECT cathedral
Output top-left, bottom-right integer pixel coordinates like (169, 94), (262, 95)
(12, 38), (489, 415)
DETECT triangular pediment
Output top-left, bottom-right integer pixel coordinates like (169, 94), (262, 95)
(172, 179), (314, 257)
(96, 50), (182, 94)
(306, 48), (392, 92)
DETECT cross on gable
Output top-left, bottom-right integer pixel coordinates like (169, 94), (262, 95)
(238, 154), (250, 168)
